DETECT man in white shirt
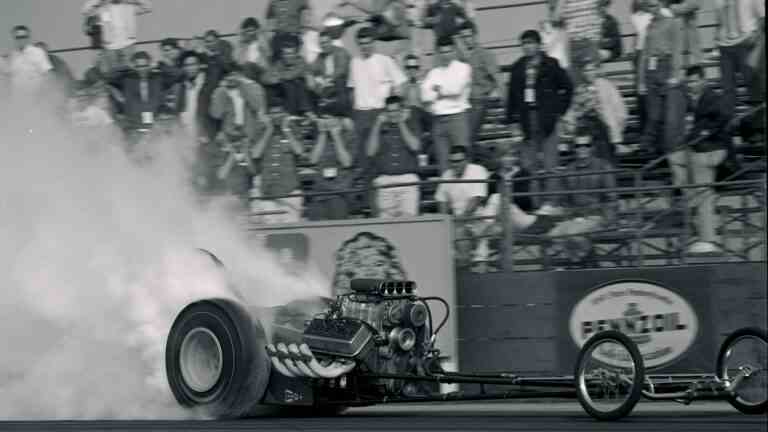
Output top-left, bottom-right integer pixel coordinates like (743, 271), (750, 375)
(421, 36), (472, 175)
(435, 145), (489, 265)
(82, 0), (152, 72)
(7, 25), (53, 97)
(347, 26), (408, 171)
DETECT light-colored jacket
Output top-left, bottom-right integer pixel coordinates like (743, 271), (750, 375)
(209, 81), (267, 144)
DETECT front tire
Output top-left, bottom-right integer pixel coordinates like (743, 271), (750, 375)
(575, 330), (645, 421)
(166, 299), (271, 419)
(716, 327), (768, 414)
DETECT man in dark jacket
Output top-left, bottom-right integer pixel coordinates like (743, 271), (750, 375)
(506, 29), (573, 215)
(668, 65), (731, 254)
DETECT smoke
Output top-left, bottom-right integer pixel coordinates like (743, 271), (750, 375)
(0, 91), (328, 419)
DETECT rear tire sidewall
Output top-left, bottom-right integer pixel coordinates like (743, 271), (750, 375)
(574, 330), (645, 421)
(716, 327), (768, 415)
(166, 300), (270, 418)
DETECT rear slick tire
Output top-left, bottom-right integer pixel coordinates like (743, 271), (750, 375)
(716, 327), (768, 415)
(574, 330), (645, 421)
(165, 299), (271, 419)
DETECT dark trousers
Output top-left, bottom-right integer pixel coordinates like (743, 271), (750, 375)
(719, 41), (755, 114)
(468, 98), (488, 153)
(523, 109), (560, 206)
(641, 56), (686, 154)
(432, 111), (470, 174)
(352, 108), (384, 172)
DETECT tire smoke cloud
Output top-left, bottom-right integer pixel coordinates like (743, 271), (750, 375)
(0, 93), (328, 419)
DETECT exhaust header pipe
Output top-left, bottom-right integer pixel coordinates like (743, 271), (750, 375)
(266, 343), (355, 379)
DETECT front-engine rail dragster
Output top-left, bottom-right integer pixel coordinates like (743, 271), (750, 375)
(165, 278), (768, 421)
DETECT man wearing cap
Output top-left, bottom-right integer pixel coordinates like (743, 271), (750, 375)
(367, 95), (422, 218)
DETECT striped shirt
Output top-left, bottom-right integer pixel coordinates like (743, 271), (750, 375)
(561, 0), (602, 42)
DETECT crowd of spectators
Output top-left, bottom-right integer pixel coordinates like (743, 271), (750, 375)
(0, 0), (764, 267)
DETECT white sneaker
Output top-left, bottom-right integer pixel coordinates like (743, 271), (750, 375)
(535, 204), (565, 216)
(687, 241), (721, 254)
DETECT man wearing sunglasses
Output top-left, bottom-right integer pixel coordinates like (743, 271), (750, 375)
(7, 25), (52, 96)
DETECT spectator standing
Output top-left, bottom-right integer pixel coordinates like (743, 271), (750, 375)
(423, 0), (472, 40)
(308, 29), (352, 117)
(266, 0), (312, 62)
(564, 61), (627, 160)
(341, 0), (413, 61)
(667, 0), (701, 67)
(713, 0), (765, 115)
(367, 95), (422, 218)
(263, 36), (313, 116)
(421, 36), (472, 174)
(402, 54), (431, 149)
(178, 51), (220, 145)
(598, 0), (622, 63)
(307, 107), (356, 220)
(669, 65), (730, 254)
(505, 29), (573, 216)
(639, 0), (685, 157)
(458, 22), (505, 150)
(207, 65), (267, 197)
(435, 145), (489, 265)
(347, 26), (408, 172)
(35, 42), (75, 96)
(236, 17), (271, 83)
(554, 0), (602, 83)
(108, 51), (168, 135)
(82, 0), (152, 72)
(201, 30), (235, 65)
(6, 26), (52, 97)
(250, 102), (306, 224)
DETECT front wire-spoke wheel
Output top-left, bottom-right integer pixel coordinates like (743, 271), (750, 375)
(575, 330), (645, 421)
(716, 327), (768, 414)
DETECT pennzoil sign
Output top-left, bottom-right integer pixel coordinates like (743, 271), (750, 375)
(568, 280), (699, 369)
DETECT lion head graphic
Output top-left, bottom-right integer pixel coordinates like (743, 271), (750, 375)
(332, 232), (408, 295)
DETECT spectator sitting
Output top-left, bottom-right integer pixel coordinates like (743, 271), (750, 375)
(505, 29), (573, 216)
(367, 95), (422, 218)
(422, 0), (472, 40)
(435, 145), (490, 266)
(548, 127), (618, 264)
(669, 65), (730, 254)
(250, 100), (307, 224)
(236, 17), (271, 83)
(306, 103), (357, 221)
(82, 0), (152, 72)
(347, 26), (408, 174)
(598, 0), (623, 63)
(308, 29), (351, 117)
(265, 0), (312, 63)
(207, 64), (267, 197)
(263, 34), (313, 116)
(420, 36), (472, 174)
(6, 25), (53, 98)
(563, 61), (628, 161)
(215, 121), (258, 209)
(341, 0), (412, 61)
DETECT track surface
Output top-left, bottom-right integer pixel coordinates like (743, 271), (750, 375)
(1, 402), (765, 432)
